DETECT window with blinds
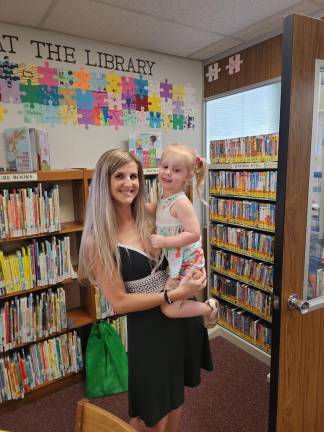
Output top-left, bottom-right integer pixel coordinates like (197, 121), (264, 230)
(206, 81), (281, 161)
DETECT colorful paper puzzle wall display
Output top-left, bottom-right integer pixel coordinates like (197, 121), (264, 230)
(0, 56), (196, 130)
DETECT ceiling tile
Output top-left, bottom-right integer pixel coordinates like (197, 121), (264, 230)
(188, 37), (242, 60)
(233, 0), (323, 41)
(0, 0), (53, 27)
(44, 0), (222, 57)
(90, 0), (194, 21)
(174, 0), (302, 34)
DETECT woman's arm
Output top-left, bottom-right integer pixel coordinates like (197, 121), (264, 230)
(151, 198), (200, 249)
(94, 259), (206, 315)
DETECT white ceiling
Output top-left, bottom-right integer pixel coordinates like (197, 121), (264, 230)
(1, 0), (324, 62)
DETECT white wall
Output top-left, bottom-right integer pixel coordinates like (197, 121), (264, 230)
(0, 23), (203, 169)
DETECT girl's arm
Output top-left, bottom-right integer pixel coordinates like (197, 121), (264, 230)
(94, 259), (206, 315)
(151, 198), (200, 249)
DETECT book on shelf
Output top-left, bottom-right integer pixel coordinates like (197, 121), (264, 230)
(129, 132), (162, 168)
(35, 129), (50, 171)
(3, 127), (38, 172)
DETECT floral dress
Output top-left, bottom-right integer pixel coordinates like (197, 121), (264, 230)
(156, 191), (205, 278)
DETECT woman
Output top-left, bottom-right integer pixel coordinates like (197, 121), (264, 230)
(78, 149), (213, 432)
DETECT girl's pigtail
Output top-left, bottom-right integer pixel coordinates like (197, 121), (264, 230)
(194, 155), (209, 207)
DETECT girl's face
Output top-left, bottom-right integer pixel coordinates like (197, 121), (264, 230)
(159, 152), (190, 195)
(110, 161), (139, 205)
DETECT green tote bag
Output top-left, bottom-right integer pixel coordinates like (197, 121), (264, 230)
(85, 321), (128, 398)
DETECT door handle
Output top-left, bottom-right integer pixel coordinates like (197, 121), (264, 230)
(288, 294), (324, 314)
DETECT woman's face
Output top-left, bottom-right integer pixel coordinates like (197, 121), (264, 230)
(110, 161), (139, 205)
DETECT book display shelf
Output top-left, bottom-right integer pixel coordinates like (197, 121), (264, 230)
(0, 169), (96, 412)
(208, 134), (279, 355)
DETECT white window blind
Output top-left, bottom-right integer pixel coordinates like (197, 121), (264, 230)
(206, 81), (281, 160)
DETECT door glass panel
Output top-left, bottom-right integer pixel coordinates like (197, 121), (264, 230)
(305, 64), (324, 299)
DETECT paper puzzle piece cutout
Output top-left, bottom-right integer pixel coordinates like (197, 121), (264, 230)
(121, 76), (135, 96)
(100, 107), (110, 125)
(184, 106), (194, 117)
(122, 110), (137, 127)
(148, 80), (160, 96)
(20, 81), (42, 108)
(226, 54), (243, 75)
(38, 62), (58, 90)
(148, 93), (161, 113)
(18, 63), (40, 85)
(162, 113), (172, 130)
(161, 99), (173, 115)
(57, 68), (74, 88)
(78, 108), (95, 129)
(74, 89), (96, 109)
(20, 102), (43, 123)
(92, 107), (103, 126)
(172, 85), (185, 101)
(184, 115), (195, 129)
(172, 99), (184, 115)
(149, 112), (162, 128)
(40, 85), (61, 106)
(92, 91), (108, 108)
(135, 94), (148, 111)
(0, 80), (23, 103)
(205, 62), (221, 82)
(73, 67), (92, 93)
(42, 105), (61, 127)
(136, 108), (148, 127)
(108, 92), (122, 110)
(109, 109), (124, 130)
(184, 84), (195, 105)
(58, 88), (77, 107)
(122, 94), (136, 111)
(105, 72), (121, 93)
(91, 72), (106, 92)
(160, 79), (172, 101)
(134, 75), (148, 99)
(172, 114), (184, 130)
(59, 105), (80, 125)
(0, 56), (19, 87)
(0, 102), (8, 122)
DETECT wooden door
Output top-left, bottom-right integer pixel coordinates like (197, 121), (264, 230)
(269, 13), (324, 432)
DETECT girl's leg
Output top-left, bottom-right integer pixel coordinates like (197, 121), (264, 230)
(161, 299), (210, 319)
(165, 405), (183, 432)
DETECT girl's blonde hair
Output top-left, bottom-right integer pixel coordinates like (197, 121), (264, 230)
(78, 149), (153, 285)
(161, 143), (207, 204)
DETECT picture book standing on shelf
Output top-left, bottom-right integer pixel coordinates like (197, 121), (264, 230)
(129, 132), (162, 168)
(3, 127), (38, 172)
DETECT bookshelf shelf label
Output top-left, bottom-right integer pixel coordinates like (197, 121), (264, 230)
(0, 172), (38, 182)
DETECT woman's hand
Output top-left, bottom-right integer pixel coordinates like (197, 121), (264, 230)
(174, 268), (207, 300)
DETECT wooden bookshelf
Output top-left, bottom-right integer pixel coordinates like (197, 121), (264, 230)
(0, 169), (95, 409)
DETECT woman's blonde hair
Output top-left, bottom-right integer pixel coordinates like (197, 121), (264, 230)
(161, 143), (207, 204)
(78, 149), (152, 285)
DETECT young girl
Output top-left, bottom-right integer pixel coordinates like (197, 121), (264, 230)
(150, 143), (218, 327)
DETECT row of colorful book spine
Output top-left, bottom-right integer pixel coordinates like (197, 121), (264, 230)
(210, 197), (275, 230)
(0, 331), (83, 403)
(217, 301), (271, 353)
(210, 249), (273, 291)
(0, 236), (76, 296)
(209, 170), (277, 198)
(0, 184), (60, 239)
(210, 133), (279, 164)
(0, 287), (67, 352)
(210, 223), (274, 260)
(211, 273), (272, 319)
(144, 178), (161, 204)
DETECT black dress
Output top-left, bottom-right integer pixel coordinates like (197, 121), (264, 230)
(119, 246), (213, 427)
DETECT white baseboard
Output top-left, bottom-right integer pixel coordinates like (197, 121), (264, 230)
(208, 325), (271, 366)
